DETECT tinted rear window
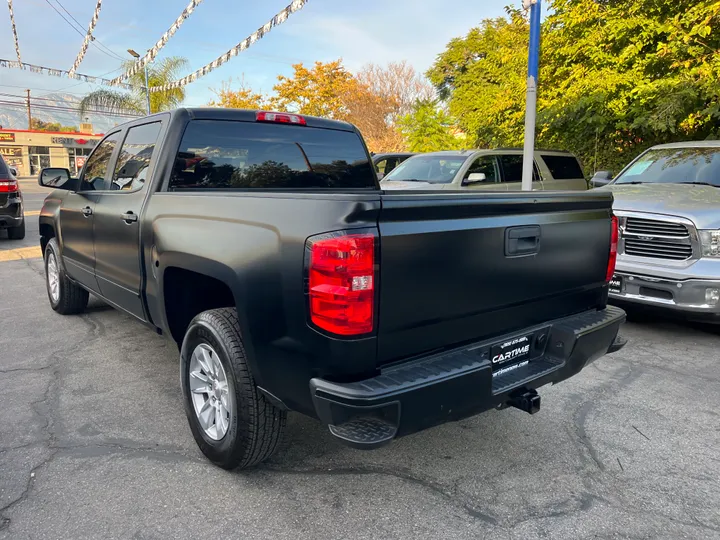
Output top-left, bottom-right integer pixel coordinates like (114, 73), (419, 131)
(168, 120), (375, 190)
(0, 154), (9, 177)
(541, 155), (584, 180)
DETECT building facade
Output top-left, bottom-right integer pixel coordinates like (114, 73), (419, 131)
(0, 129), (103, 177)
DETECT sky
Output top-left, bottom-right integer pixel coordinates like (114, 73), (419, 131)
(0, 0), (514, 111)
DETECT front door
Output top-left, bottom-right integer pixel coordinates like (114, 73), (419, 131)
(92, 121), (163, 320)
(58, 133), (121, 293)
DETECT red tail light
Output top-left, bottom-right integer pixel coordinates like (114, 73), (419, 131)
(606, 215), (619, 282)
(308, 233), (376, 336)
(256, 111), (306, 125)
(0, 180), (19, 193)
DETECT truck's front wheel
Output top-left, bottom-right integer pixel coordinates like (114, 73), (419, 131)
(44, 237), (89, 314)
(180, 308), (286, 470)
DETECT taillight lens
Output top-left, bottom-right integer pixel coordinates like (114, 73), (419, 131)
(606, 215), (619, 282)
(308, 233), (375, 336)
(256, 111), (307, 125)
(0, 180), (19, 193)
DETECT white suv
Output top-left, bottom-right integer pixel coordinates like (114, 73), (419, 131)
(380, 149), (587, 191)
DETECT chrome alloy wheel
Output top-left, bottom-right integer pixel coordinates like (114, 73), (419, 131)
(47, 251), (60, 303)
(189, 343), (232, 440)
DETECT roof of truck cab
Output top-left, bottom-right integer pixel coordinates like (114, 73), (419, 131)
(109, 108), (357, 133)
(181, 108), (356, 132)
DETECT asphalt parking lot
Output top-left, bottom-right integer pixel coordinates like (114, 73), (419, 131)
(1, 179), (719, 539)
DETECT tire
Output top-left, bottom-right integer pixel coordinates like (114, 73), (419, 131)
(7, 219), (25, 240)
(44, 237), (89, 315)
(180, 308), (286, 470)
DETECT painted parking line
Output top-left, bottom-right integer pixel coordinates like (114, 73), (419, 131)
(24, 210), (41, 216)
(0, 246), (43, 262)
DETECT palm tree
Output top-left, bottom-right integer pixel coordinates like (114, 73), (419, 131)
(79, 56), (189, 116)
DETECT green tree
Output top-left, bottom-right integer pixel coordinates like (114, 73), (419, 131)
(399, 100), (465, 152)
(428, 1), (720, 174)
(79, 57), (189, 116)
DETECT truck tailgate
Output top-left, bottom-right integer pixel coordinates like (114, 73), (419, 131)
(376, 191), (614, 363)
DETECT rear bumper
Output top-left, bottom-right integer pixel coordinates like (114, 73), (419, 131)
(310, 306), (626, 449)
(0, 197), (23, 228)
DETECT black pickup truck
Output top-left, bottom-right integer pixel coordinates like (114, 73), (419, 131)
(38, 108), (625, 470)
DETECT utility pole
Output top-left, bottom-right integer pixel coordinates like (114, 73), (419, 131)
(521, 0), (541, 191)
(26, 89), (31, 129)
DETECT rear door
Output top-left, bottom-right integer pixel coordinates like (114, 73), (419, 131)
(497, 154), (543, 190)
(92, 120), (164, 320)
(376, 191), (613, 363)
(539, 154), (587, 190)
(58, 132), (121, 293)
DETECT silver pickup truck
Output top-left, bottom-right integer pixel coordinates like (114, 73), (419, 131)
(592, 141), (720, 322)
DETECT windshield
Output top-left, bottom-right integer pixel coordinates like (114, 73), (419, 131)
(614, 147), (720, 186)
(381, 155), (468, 184)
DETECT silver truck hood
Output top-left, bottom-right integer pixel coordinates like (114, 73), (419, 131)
(603, 183), (720, 229)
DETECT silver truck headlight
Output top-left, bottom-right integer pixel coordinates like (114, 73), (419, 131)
(699, 230), (720, 258)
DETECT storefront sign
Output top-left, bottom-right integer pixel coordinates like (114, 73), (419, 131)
(75, 156), (87, 169)
(0, 146), (22, 157)
(51, 137), (98, 147)
(0, 132), (16, 142)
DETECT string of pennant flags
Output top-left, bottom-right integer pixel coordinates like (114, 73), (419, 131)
(6, 0), (22, 63)
(0, 59), (138, 91)
(69, 0), (104, 76)
(109, 0), (205, 85)
(148, 0), (308, 92)
(0, 0), (309, 94)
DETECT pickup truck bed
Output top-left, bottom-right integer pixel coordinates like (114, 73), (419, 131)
(37, 108), (625, 469)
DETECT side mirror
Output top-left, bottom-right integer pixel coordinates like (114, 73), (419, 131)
(463, 172), (486, 185)
(38, 168), (74, 190)
(9, 167), (17, 177)
(591, 170), (613, 188)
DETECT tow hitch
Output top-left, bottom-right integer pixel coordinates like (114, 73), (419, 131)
(508, 388), (541, 415)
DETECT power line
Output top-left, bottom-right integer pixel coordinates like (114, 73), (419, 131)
(41, 0), (125, 62)
(0, 99), (142, 118)
(53, 0), (123, 63)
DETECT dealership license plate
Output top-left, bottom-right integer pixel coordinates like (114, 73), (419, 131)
(490, 334), (533, 377)
(609, 275), (623, 294)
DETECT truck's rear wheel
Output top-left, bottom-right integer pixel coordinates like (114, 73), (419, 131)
(180, 308), (286, 470)
(44, 237), (89, 315)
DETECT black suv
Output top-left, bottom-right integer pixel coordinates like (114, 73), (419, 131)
(0, 154), (24, 240)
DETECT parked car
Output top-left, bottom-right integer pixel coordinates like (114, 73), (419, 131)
(38, 108), (625, 470)
(0, 153), (25, 240)
(372, 152), (416, 179)
(380, 149), (587, 191)
(592, 141), (720, 322)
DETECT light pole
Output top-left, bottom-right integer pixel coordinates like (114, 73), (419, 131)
(127, 48), (151, 115)
(521, 0), (541, 191)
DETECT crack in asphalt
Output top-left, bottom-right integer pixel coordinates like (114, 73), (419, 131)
(257, 463), (500, 525)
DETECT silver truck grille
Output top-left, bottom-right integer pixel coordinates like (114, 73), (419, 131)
(622, 217), (693, 261)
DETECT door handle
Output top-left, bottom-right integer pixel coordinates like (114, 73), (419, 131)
(82, 206), (93, 217)
(505, 225), (541, 256)
(121, 211), (138, 224)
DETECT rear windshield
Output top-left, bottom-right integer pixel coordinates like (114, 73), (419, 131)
(541, 154), (584, 180)
(168, 120), (375, 190)
(614, 147), (720, 186)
